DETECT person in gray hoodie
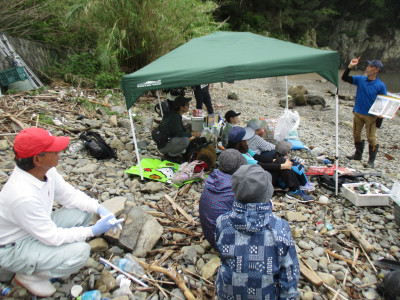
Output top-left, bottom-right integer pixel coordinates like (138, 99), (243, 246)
(216, 164), (299, 300)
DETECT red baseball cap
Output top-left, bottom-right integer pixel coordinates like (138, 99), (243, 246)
(14, 127), (70, 159)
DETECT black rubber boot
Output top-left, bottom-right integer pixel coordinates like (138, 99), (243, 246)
(346, 141), (365, 160)
(367, 144), (379, 168)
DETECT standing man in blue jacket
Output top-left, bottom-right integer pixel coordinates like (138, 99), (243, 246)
(342, 57), (387, 168)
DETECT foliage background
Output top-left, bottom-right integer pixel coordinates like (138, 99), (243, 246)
(1, 0), (399, 88)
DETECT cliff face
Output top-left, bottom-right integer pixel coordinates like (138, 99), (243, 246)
(328, 19), (400, 72)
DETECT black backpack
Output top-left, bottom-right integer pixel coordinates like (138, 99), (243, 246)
(79, 131), (117, 160)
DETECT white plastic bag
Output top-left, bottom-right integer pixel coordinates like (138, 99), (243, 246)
(274, 110), (300, 141)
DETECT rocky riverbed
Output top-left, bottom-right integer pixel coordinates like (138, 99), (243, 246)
(0, 75), (399, 299)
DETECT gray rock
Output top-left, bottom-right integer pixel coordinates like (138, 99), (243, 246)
(109, 114), (118, 127)
(101, 196), (127, 217)
(227, 91), (238, 100)
(141, 182), (164, 193)
(301, 291), (314, 300)
(0, 140), (9, 151)
(312, 247), (325, 257)
(117, 119), (131, 129)
(72, 163), (98, 173)
(142, 117), (154, 130)
(307, 95), (326, 107)
(201, 257), (221, 279)
(317, 272), (337, 288)
(171, 288), (185, 300)
(183, 247), (197, 264)
(318, 257), (328, 271)
(111, 105), (126, 114)
(89, 238), (109, 253)
(298, 240), (312, 250)
(110, 138), (125, 152)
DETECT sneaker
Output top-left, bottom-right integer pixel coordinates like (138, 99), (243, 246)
(300, 182), (316, 192)
(14, 273), (56, 297)
(286, 190), (315, 203)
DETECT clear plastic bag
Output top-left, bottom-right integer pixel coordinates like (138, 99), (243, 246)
(274, 110), (300, 141)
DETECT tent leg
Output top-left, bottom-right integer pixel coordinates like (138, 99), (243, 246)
(157, 90), (163, 118)
(335, 87), (339, 196)
(285, 76), (288, 110)
(129, 108), (144, 180)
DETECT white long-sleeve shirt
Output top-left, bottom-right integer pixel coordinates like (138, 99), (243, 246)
(0, 166), (100, 246)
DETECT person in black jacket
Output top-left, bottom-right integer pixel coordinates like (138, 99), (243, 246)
(156, 96), (201, 160)
(226, 127), (315, 203)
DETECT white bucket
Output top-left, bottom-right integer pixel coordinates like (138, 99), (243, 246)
(191, 117), (204, 132)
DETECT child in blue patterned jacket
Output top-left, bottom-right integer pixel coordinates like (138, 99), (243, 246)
(215, 164), (299, 299)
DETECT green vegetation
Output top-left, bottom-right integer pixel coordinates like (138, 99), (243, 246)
(1, 0), (399, 88)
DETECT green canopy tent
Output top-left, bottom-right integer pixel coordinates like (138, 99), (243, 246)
(121, 31), (342, 193)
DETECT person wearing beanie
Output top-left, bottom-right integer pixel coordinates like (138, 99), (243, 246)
(199, 149), (247, 248)
(246, 118), (276, 159)
(227, 126), (315, 203)
(342, 57), (387, 168)
(221, 110), (241, 147)
(153, 96), (201, 163)
(0, 127), (123, 297)
(215, 164), (300, 300)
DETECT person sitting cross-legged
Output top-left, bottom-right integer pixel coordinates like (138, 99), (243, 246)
(215, 164), (300, 300)
(199, 149), (247, 249)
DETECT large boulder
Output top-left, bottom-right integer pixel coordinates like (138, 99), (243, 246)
(307, 95), (326, 107)
(105, 207), (163, 257)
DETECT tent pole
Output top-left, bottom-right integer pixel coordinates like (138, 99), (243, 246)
(335, 87), (339, 196)
(157, 90), (163, 118)
(128, 108), (144, 180)
(285, 76), (288, 110)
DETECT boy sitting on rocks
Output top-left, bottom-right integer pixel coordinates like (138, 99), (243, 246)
(221, 110), (241, 148)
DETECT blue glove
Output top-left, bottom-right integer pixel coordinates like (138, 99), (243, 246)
(97, 205), (122, 231)
(97, 205), (112, 217)
(90, 214), (124, 235)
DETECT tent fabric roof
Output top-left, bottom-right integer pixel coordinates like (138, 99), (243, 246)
(121, 31), (340, 109)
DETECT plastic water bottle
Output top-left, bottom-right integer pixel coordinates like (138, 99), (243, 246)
(323, 159), (332, 164)
(112, 255), (145, 276)
(0, 283), (11, 296)
(77, 289), (101, 300)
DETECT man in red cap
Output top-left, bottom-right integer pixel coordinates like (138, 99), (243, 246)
(0, 127), (123, 297)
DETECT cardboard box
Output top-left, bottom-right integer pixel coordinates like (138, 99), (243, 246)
(341, 182), (390, 206)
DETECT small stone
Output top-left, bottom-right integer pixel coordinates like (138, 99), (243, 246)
(298, 240), (312, 250)
(318, 195), (329, 204)
(318, 257), (328, 271)
(312, 247), (325, 257)
(317, 272), (337, 288)
(89, 238), (109, 252)
(285, 211), (308, 222)
(302, 291), (314, 300)
(201, 257), (221, 279)
(0, 140), (9, 151)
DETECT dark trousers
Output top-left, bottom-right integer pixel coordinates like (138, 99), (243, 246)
(269, 158), (300, 191)
(194, 86), (214, 114)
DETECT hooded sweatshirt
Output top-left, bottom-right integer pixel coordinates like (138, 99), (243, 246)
(216, 201), (299, 300)
(199, 169), (235, 249)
